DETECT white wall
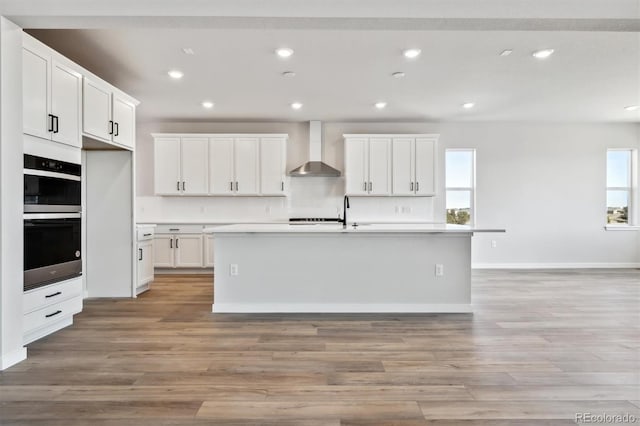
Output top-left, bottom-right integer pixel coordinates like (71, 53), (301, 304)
(136, 120), (640, 266)
(0, 16), (26, 369)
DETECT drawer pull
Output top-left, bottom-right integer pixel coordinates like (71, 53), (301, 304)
(143, 233), (152, 237)
(169, 228), (180, 231)
(45, 310), (62, 318)
(45, 291), (62, 298)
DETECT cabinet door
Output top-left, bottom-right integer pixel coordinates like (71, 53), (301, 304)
(204, 235), (215, 267)
(112, 95), (135, 149)
(153, 235), (174, 268)
(137, 240), (154, 285)
(209, 138), (235, 195)
(23, 47), (50, 140)
(392, 138), (415, 195)
(234, 137), (259, 195)
(50, 61), (82, 148)
(414, 137), (436, 196)
(181, 137), (209, 195)
(175, 234), (204, 268)
(260, 137), (286, 195)
(345, 138), (368, 195)
(367, 138), (391, 195)
(154, 138), (182, 195)
(83, 79), (113, 142)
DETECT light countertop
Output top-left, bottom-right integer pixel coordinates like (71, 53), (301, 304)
(204, 223), (505, 234)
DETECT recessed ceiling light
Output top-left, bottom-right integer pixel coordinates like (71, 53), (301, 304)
(403, 48), (421, 59)
(282, 71), (296, 77)
(375, 102), (387, 109)
(276, 47), (294, 58)
(532, 48), (555, 59)
(624, 105), (639, 111)
(462, 102), (475, 109)
(182, 48), (195, 55)
(167, 69), (184, 79)
(392, 72), (406, 78)
(202, 101), (214, 109)
(291, 102), (303, 110)
(500, 49), (513, 56)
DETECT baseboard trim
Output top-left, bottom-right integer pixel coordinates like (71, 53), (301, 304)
(212, 303), (472, 314)
(0, 346), (27, 370)
(155, 268), (213, 275)
(472, 262), (640, 269)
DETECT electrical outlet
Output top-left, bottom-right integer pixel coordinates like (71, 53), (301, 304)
(230, 264), (239, 276)
(491, 240), (497, 248)
(435, 264), (444, 277)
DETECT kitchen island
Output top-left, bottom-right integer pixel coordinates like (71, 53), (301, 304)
(205, 224), (503, 313)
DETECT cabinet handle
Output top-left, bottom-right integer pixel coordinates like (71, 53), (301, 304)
(368, 182), (372, 191)
(182, 181), (185, 191)
(48, 114), (55, 132)
(235, 181), (239, 191)
(169, 228), (180, 231)
(176, 238), (179, 249)
(410, 182), (414, 191)
(108, 120), (114, 135)
(143, 233), (152, 237)
(45, 310), (62, 318)
(281, 181), (284, 191)
(230, 181), (233, 191)
(139, 248), (143, 261)
(177, 181), (180, 191)
(363, 182), (367, 191)
(114, 122), (119, 137)
(170, 238), (173, 248)
(45, 291), (62, 298)
(416, 181), (419, 191)
(53, 116), (59, 134)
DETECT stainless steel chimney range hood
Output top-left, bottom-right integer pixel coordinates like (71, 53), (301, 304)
(288, 121), (341, 177)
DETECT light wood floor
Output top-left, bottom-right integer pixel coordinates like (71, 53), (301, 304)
(1, 270), (639, 425)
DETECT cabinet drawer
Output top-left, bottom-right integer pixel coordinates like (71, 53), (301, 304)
(23, 277), (83, 314)
(155, 224), (203, 234)
(137, 227), (155, 241)
(23, 295), (82, 334)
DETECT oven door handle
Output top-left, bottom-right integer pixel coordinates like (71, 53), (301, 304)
(24, 213), (82, 220)
(23, 169), (82, 182)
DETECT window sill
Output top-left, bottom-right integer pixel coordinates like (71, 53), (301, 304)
(605, 225), (640, 231)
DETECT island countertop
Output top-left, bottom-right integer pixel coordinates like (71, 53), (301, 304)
(204, 223), (505, 234)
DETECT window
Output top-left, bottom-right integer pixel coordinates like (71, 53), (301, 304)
(606, 149), (634, 225)
(446, 149), (475, 225)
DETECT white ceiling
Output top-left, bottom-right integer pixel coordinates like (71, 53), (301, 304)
(7, 0), (640, 123)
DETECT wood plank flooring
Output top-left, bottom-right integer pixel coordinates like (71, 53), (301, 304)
(1, 269), (639, 425)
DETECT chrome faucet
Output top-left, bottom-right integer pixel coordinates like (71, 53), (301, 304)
(341, 195), (350, 229)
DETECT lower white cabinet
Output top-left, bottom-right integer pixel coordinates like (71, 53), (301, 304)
(136, 225), (155, 294)
(204, 234), (215, 267)
(23, 276), (83, 345)
(153, 231), (204, 268)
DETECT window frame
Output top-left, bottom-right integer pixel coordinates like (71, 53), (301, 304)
(606, 148), (637, 228)
(445, 148), (476, 226)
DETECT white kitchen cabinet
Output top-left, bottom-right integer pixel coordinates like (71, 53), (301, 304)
(209, 137), (235, 195)
(260, 137), (287, 195)
(344, 136), (391, 196)
(154, 137), (208, 195)
(23, 39), (82, 148)
(83, 78), (136, 150)
(153, 230), (204, 268)
(234, 137), (259, 195)
(391, 136), (437, 196)
(204, 234), (215, 267)
(137, 240), (154, 287)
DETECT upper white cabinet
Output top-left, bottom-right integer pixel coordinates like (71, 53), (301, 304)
(260, 137), (287, 195)
(23, 37), (82, 148)
(154, 134), (287, 197)
(344, 136), (391, 196)
(154, 137), (209, 195)
(83, 78), (136, 150)
(345, 134), (438, 197)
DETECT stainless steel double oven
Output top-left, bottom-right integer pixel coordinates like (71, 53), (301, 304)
(24, 154), (82, 291)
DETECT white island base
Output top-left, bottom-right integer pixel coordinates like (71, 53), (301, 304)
(207, 224), (500, 313)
